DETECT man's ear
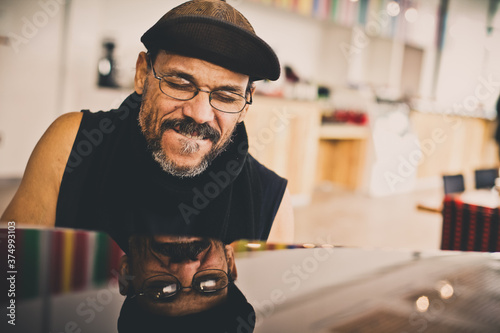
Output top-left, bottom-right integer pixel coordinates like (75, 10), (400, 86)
(237, 82), (255, 123)
(225, 244), (238, 280)
(119, 255), (131, 296)
(134, 52), (149, 95)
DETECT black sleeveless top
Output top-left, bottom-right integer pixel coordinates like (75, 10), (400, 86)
(55, 93), (287, 249)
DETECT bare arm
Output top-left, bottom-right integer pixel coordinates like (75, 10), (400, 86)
(0, 112), (82, 226)
(267, 187), (294, 244)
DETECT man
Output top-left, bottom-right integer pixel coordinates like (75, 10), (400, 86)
(117, 234), (256, 332)
(1, 0), (293, 243)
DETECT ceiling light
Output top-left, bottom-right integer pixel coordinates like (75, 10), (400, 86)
(387, 1), (400, 17)
(405, 8), (418, 23)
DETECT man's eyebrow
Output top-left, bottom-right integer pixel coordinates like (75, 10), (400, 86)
(159, 69), (246, 94)
(160, 69), (197, 83)
(216, 84), (245, 94)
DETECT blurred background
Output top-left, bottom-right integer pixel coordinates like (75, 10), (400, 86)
(1, 0), (500, 250)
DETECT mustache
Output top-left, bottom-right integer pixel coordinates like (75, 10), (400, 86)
(160, 118), (221, 143)
(150, 239), (212, 263)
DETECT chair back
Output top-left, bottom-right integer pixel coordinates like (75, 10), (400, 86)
(443, 174), (465, 194)
(474, 168), (498, 189)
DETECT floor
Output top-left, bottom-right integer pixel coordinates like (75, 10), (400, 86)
(0, 179), (443, 251)
(294, 184), (443, 251)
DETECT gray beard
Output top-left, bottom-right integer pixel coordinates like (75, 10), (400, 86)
(146, 122), (234, 178)
(151, 145), (210, 178)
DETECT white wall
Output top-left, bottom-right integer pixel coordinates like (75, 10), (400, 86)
(60, 0), (180, 113)
(316, 23), (352, 87)
(237, 1), (324, 83)
(0, 0), (64, 178)
(405, 0), (439, 99)
(436, 0), (500, 115)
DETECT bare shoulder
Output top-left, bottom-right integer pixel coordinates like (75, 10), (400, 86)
(0, 112), (83, 226)
(44, 112), (83, 144)
(29, 112), (83, 184)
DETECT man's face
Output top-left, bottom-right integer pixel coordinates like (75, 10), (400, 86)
(123, 235), (236, 316)
(136, 51), (251, 177)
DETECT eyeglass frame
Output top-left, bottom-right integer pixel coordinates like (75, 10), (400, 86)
(133, 269), (233, 300)
(147, 55), (252, 114)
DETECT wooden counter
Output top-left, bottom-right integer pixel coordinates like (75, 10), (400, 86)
(316, 124), (370, 190)
(244, 96), (322, 203)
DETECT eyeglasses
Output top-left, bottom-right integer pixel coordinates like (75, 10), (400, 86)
(150, 59), (252, 114)
(136, 269), (232, 300)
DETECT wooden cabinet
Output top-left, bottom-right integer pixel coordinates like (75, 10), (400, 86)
(316, 124), (369, 190)
(244, 96), (322, 204)
(245, 96), (371, 199)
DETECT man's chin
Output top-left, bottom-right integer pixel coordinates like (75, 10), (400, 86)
(152, 150), (209, 178)
(150, 133), (230, 178)
(168, 154), (207, 172)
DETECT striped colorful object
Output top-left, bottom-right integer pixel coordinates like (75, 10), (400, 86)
(249, 0), (415, 40)
(441, 195), (500, 252)
(19, 229), (40, 299)
(0, 228), (124, 301)
(232, 239), (336, 252)
(357, 0), (369, 25)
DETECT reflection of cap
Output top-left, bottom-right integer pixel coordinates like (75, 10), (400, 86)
(117, 284), (255, 332)
(141, 0), (280, 81)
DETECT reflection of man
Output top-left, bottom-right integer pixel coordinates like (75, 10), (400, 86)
(1, 0), (293, 243)
(117, 235), (255, 332)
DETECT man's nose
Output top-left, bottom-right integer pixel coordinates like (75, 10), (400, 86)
(182, 90), (215, 124)
(168, 260), (201, 286)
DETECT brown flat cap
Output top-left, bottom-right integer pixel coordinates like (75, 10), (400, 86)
(141, 0), (280, 81)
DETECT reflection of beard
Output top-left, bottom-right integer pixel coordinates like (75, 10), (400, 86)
(150, 239), (213, 263)
(139, 80), (234, 178)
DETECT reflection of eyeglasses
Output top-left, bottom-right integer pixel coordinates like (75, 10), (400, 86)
(136, 269), (232, 300)
(149, 58), (252, 114)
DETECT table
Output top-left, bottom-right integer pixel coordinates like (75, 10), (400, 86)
(441, 190), (500, 252)
(235, 244), (500, 333)
(2, 229), (499, 332)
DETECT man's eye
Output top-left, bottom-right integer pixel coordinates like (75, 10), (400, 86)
(161, 284), (177, 295)
(212, 91), (239, 103)
(196, 274), (225, 291)
(163, 78), (195, 91)
(145, 282), (178, 296)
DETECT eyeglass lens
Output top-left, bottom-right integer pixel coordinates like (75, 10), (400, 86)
(142, 269), (229, 299)
(159, 76), (247, 113)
